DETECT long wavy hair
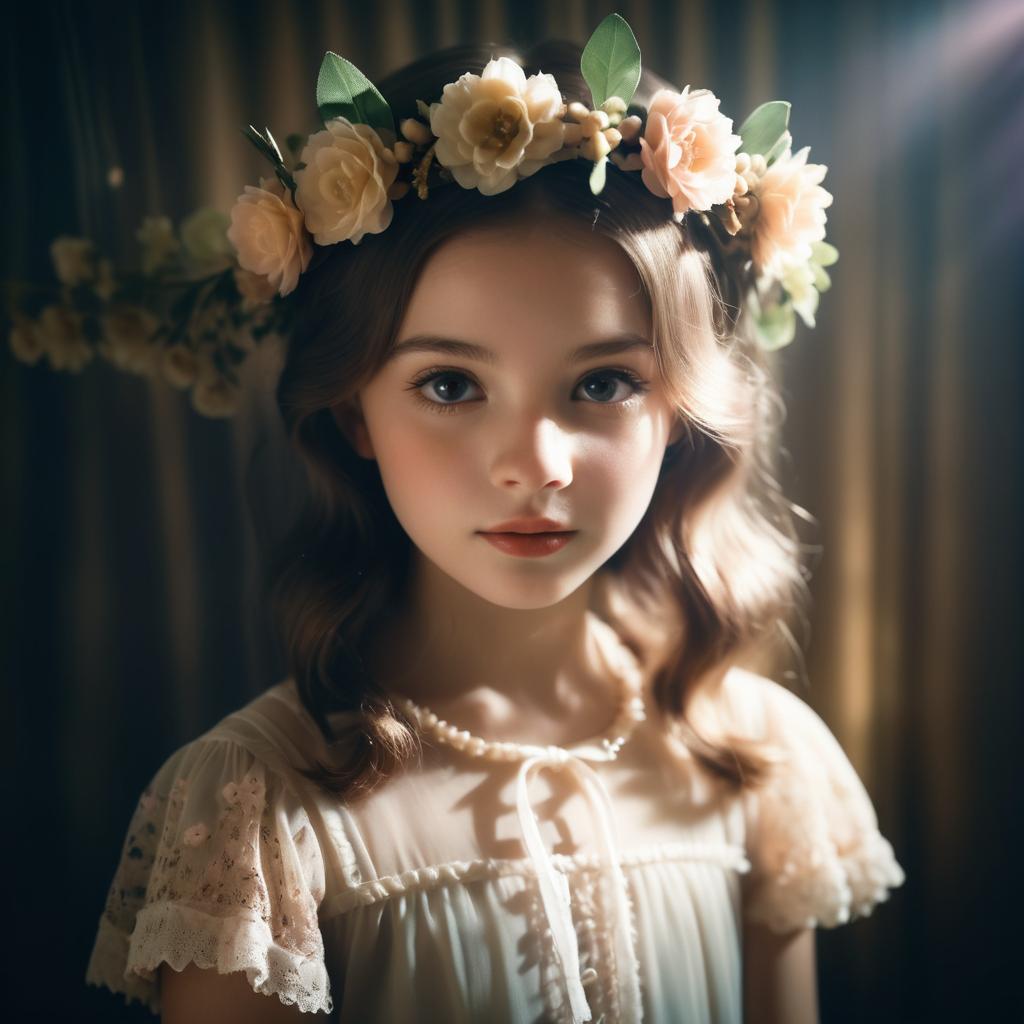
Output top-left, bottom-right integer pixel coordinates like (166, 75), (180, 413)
(267, 39), (816, 802)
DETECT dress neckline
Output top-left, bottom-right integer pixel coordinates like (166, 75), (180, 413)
(392, 614), (648, 764)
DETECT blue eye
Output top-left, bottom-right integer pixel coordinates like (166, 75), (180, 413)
(405, 367), (651, 415)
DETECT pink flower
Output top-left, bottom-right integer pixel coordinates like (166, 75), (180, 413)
(748, 146), (833, 279)
(638, 87), (741, 220)
(227, 176), (313, 297)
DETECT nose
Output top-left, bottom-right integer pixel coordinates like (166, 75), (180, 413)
(488, 416), (574, 492)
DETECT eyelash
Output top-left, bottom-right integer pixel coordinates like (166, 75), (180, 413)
(405, 366), (652, 416)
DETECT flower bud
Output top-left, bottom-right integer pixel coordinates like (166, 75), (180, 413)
(590, 130), (612, 161)
(617, 115), (642, 143)
(399, 117), (432, 146)
(601, 96), (628, 116)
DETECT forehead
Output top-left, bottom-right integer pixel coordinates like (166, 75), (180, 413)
(397, 221), (651, 345)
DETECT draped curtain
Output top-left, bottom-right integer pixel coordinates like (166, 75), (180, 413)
(4, 1), (1021, 1020)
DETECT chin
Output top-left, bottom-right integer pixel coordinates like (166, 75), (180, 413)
(453, 565), (595, 611)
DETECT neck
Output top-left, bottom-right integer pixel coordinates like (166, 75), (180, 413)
(365, 554), (622, 745)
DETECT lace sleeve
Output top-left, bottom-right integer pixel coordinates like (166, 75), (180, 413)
(734, 672), (906, 934)
(84, 735), (334, 1016)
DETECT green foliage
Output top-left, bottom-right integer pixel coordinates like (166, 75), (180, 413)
(316, 52), (395, 138)
(581, 13), (641, 110)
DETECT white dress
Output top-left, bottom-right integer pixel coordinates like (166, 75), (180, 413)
(85, 619), (905, 1022)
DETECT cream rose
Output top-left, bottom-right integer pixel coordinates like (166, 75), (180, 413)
(161, 344), (200, 389)
(50, 236), (97, 286)
(228, 176), (313, 297)
(429, 56), (566, 195)
(191, 375), (241, 418)
(638, 86), (741, 219)
(37, 306), (93, 373)
(294, 119), (399, 245)
(8, 317), (46, 365)
(748, 146), (833, 279)
(98, 306), (162, 377)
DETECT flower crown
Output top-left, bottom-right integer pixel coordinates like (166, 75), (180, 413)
(5, 13), (837, 418)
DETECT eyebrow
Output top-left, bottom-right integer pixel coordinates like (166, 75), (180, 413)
(387, 332), (654, 366)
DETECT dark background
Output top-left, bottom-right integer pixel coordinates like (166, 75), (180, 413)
(3, 0), (1022, 1020)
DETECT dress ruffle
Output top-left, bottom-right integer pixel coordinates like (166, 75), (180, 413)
(84, 735), (334, 1016)
(726, 669), (906, 933)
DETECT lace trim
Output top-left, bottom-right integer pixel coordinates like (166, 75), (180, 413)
(744, 828), (906, 933)
(85, 915), (159, 1012)
(86, 900), (334, 1016)
(320, 839), (751, 919)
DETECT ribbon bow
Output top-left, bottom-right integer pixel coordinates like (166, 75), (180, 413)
(515, 746), (643, 1024)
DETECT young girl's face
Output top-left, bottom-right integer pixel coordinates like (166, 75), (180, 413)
(336, 219), (684, 611)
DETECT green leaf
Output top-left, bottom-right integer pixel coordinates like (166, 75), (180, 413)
(263, 126), (284, 164)
(811, 240), (839, 266)
(581, 13), (641, 110)
(241, 125), (280, 166)
(316, 52), (394, 137)
(811, 264), (832, 292)
(754, 300), (797, 350)
(737, 101), (791, 158)
(589, 155), (608, 195)
(764, 130), (792, 165)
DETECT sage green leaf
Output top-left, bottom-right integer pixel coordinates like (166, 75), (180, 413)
(811, 240), (839, 266)
(316, 51), (394, 137)
(241, 125), (280, 167)
(738, 101), (791, 157)
(754, 300), (797, 350)
(589, 155), (608, 195)
(811, 264), (832, 292)
(263, 126), (284, 164)
(581, 13), (641, 110)
(764, 129), (792, 165)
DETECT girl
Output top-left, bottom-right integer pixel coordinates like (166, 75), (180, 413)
(83, 25), (905, 1024)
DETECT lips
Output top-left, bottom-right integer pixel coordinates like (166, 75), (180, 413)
(478, 531), (577, 558)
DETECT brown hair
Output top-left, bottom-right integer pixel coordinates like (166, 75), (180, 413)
(269, 39), (813, 802)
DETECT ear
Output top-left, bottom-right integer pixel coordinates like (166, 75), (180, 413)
(330, 399), (376, 460)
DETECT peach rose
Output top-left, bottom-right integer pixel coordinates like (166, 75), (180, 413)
(429, 56), (566, 195)
(748, 146), (833, 279)
(294, 118), (399, 246)
(638, 86), (741, 219)
(227, 176), (313, 297)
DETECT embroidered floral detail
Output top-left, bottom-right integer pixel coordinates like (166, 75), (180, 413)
(182, 822), (211, 847)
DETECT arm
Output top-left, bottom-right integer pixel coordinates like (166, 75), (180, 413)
(742, 918), (820, 1024)
(160, 963), (322, 1022)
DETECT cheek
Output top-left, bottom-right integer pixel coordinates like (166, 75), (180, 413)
(372, 422), (475, 521)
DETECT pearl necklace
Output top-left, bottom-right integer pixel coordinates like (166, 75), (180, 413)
(393, 621), (648, 764)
